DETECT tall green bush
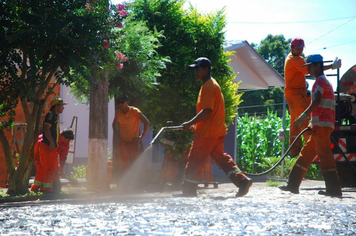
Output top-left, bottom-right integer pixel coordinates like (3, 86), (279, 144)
(131, 0), (241, 128)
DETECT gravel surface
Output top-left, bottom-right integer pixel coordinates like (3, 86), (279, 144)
(1, 179), (355, 235)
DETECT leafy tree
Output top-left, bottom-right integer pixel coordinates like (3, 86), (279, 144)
(0, 0), (122, 195)
(239, 34), (290, 117)
(131, 0), (241, 129)
(253, 34), (290, 77)
(70, 16), (169, 103)
(69, 14), (170, 179)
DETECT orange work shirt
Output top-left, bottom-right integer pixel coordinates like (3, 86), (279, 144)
(284, 53), (309, 97)
(195, 78), (227, 138)
(114, 106), (141, 141)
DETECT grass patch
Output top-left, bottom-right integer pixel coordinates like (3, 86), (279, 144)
(266, 179), (285, 187)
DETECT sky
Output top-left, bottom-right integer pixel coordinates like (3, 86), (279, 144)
(114, 0), (356, 80)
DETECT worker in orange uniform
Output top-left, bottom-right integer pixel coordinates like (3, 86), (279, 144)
(280, 54), (342, 197)
(177, 57), (252, 197)
(57, 129), (75, 174)
(31, 98), (67, 193)
(112, 95), (150, 178)
(32, 128), (74, 192)
(284, 37), (341, 157)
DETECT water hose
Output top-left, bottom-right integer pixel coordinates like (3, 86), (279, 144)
(61, 173), (101, 193)
(150, 126), (310, 177)
(149, 125), (356, 177)
(242, 127), (311, 176)
(243, 127), (356, 176)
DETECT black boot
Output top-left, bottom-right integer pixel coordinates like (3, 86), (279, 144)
(236, 177), (253, 197)
(278, 165), (306, 194)
(318, 171), (342, 197)
(278, 184), (299, 194)
(173, 182), (197, 197)
(227, 168), (253, 197)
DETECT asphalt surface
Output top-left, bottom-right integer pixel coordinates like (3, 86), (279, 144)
(1, 177), (355, 235)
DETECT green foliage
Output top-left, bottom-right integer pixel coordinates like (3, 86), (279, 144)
(70, 164), (87, 179)
(266, 180), (285, 187)
(0, 0), (126, 195)
(260, 156), (297, 177)
(70, 15), (169, 103)
(238, 87), (284, 117)
(236, 110), (289, 174)
(305, 164), (322, 180)
(161, 129), (194, 161)
(132, 0), (241, 129)
(236, 111), (321, 180)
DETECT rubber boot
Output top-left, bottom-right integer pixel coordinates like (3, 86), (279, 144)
(228, 170), (253, 197)
(52, 172), (62, 194)
(318, 171), (342, 197)
(173, 182), (197, 197)
(278, 165), (306, 194)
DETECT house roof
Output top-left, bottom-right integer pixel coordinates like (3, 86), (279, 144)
(225, 40), (285, 90)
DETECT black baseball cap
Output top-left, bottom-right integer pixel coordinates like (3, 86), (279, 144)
(188, 57), (212, 69)
(117, 95), (129, 103)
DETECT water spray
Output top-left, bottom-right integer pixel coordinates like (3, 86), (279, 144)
(114, 126), (184, 195)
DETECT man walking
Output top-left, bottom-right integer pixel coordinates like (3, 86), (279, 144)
(284, 37), (341, 156)
(178, 57), (252, 197)
(279, 54), (342, 197)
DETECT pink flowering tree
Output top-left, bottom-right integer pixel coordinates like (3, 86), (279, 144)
(0, 0), (126, 195)
(69, 3), (169, 188)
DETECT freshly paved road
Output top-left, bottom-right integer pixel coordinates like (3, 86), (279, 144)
(1, 178), (355, 235)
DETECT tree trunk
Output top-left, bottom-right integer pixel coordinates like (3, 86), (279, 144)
(4, 115), (36, 196)
(87, 71), (109, 191)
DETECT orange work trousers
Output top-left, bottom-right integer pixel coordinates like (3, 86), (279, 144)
(295, 126), (337, 177)
(183, 135), (247, 185)
(117, 139), (141, 176)
(31, 142), (58, 192)
(285, 94), (315, 156)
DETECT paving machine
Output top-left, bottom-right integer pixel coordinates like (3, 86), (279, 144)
(311, 64), (356, 187)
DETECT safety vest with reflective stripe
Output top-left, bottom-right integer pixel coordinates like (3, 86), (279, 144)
(311, 75), (335, 129)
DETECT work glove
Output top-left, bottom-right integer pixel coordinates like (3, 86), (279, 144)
(332, 57), (341, 70)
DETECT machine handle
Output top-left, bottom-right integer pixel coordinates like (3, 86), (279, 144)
(162, 126), (184, 131)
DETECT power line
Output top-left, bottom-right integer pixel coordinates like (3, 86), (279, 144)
(315, 40), (356, 50)
(228, 15), (356, 25)
(307, 17), (356, 45)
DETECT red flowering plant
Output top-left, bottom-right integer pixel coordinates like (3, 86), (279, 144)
(70, 1), (169, 103)
(67, 1), (130, 94)
(80, 1), (129, 72)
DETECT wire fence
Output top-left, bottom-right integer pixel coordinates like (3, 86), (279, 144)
(237, 103), (286, 117)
